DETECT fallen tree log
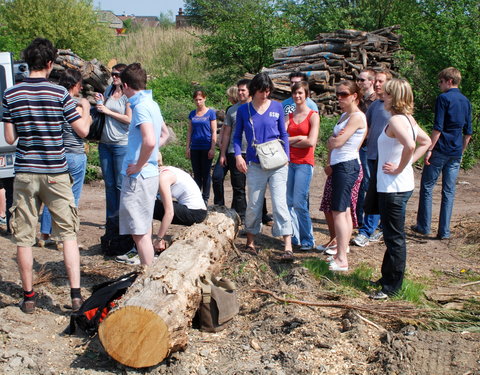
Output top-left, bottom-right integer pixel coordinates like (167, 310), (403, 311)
(98, 207), (240, 368)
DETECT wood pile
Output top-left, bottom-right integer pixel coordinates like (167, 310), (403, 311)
(263, 26), (401, 115)
(50, 49), (111, 102)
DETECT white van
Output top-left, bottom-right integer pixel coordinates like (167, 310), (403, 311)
(0, 52), (16, 179)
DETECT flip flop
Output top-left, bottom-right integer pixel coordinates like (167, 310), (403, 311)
(244, 244), (257, 255)
(329, 260), (348, 272)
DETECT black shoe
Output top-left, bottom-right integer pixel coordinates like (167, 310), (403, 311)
(71, 297), (84, 312)
(20, 295), (38, 314)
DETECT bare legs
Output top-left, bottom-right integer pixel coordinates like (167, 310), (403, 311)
(133, 227), (154, 265)
(17, 238), (80, 291)
(331, 208), (352, 267)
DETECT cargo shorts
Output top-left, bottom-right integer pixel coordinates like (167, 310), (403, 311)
(10, 173), (79, 247)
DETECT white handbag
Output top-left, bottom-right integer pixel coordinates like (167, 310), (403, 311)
(248, 103), (288, 170)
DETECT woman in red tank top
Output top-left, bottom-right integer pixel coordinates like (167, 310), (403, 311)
(285, 81), (320, 257)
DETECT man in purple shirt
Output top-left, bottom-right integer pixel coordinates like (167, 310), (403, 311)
(413, 67), (472, 239)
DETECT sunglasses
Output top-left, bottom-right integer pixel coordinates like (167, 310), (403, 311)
(112, 72), (120, 77)
(336, 91), (351, 98)
(356, 78), (366, 82)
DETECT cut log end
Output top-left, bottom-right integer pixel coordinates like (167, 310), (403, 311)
(99, 305), (170, 368)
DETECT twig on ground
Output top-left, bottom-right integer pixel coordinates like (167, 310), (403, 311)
(353, 312), (386, 331)
(250, 288), (421, 319)
(460, 280), (480, 288)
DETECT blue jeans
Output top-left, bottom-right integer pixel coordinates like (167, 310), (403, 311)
(245, 163), (291, 237)
(212, 156), (229, 206)
(190, 149), (213, 203)
(358, 159), (381, 238)
(378, 190), (412, 295)
(415, 150), (461, 238)
(40, 153), (87, 234)
(99, 143), (127, 219)
(287, 163), (315, 247)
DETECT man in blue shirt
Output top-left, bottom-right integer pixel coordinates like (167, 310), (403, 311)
(412, 67), (472, 239)
(282, 72), (319, 115)
(118, 63), (167, 265)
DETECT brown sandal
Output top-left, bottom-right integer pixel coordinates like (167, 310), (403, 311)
(280, 250), (294, 262)
(244, 244), (257, 255)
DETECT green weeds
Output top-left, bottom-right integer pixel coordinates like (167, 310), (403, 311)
(303, 258), (427, 304)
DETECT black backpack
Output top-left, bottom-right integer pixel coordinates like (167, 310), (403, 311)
(67, 272), (138, 336)
(100, 215), (135, 256)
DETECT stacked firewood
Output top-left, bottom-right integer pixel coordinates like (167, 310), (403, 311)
(50, 49), (112, 103)
(262, 26), (401, 115)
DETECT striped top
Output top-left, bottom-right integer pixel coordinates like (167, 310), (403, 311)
(2, 77), (81, 173)
(63, 97), (85, 154)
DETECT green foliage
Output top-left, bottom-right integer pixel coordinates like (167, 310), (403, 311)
(85, 143), (101, 183)
(158, 11), (175, 28)
(186, 0), (306, 79)
(391, 278), (426, 304)
(303, 258), (428, 303)
(278, 0), (402, 39)
(303, 259), (375, 295)
(0, 0), (111, 60)
(316, 116), (338, 163)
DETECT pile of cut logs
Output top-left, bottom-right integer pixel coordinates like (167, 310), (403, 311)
(50, 49), (111, 102)
(261, 26), (401, 115)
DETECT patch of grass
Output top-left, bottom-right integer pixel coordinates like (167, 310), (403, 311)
(303, 258), (428, 303)
(302, 259), (375, 296)
(391, 279), (426, 304)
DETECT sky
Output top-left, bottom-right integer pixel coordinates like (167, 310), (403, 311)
(94, 0), (186, 18)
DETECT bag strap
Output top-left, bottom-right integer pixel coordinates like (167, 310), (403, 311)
(247, 103), (258, 147)
(199, 273), (237, 303)
(403, 114), (416, 142)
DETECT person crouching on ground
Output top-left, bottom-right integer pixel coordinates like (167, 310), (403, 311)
(152, 166), (208, 253)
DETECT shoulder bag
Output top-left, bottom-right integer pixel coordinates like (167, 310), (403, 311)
(248, 103), (288, 170)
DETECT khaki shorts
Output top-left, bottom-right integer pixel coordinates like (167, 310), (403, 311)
(10, 173), (79, 246)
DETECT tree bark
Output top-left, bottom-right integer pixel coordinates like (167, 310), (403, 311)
(98, 208), (240, 368)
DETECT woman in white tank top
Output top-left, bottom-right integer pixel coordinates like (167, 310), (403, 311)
(370, 79), (431, 299)
(325, 80), (367, 272)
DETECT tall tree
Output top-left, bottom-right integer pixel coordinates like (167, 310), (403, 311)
(0, 0), (111, 60)
(185, 0), (305, 79)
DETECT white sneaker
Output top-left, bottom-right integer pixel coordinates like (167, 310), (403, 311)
(325, 246), (350, 256)
(299, 245), (315, 251)
(370, 230), (383, 242)
(352, 233), (370, 247)
(115, 247), (138, 264)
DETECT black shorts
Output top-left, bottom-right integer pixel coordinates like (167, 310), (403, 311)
(331, 159), (360, 212)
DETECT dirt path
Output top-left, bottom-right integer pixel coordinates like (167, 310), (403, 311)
(0, 165), (479, 374)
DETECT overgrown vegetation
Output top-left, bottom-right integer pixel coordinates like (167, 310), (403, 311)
(0, 0), (111, 60)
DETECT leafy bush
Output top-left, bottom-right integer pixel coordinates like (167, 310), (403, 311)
(0, 0), (111, 60)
